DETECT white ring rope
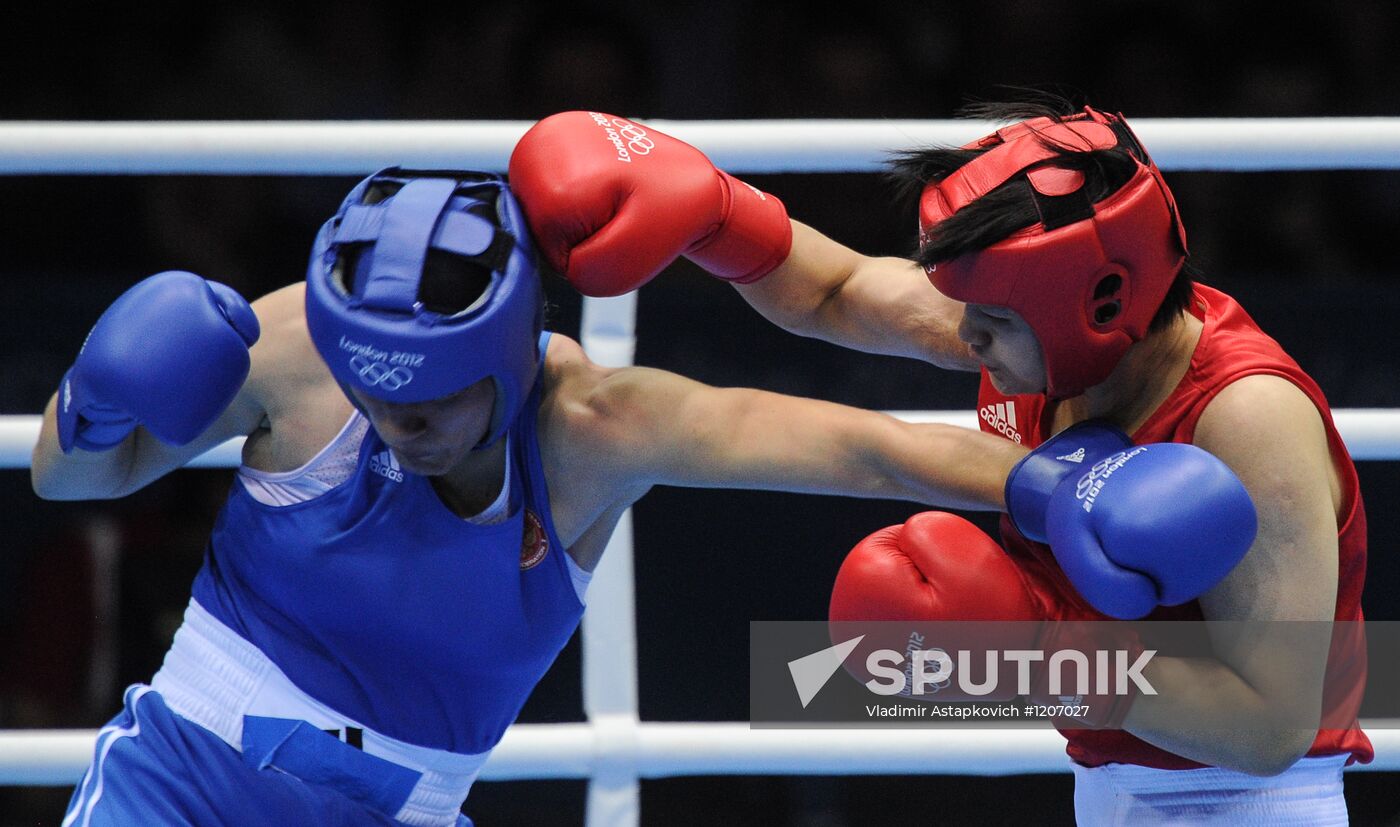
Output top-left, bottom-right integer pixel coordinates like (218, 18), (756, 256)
(3, 118), (1400, 174)
(4, 409), (1400, 469)
(6, 723), (1400, 786)
(3, 121), (1398, 822)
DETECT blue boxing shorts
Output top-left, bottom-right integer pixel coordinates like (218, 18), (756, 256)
(62, 684), (473, 827)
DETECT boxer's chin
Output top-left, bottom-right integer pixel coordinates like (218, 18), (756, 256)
(394, 446), (462, 478)
(985, 365), (1032, 397)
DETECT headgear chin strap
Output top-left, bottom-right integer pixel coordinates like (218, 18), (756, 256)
(305, 168), (543, 447)
(919, 106), (1188, 400)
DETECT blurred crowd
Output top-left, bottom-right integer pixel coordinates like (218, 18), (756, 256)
(6, 1), (1400, 120)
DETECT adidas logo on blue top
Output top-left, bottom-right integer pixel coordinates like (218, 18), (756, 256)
(369, 450), (404, 483)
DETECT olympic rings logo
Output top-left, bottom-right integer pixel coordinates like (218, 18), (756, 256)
(1075, 452), (1124, 500)
(350, 355), (413, 391)
(1073, 447), (1147, 500)
(611, 118), (654, 155)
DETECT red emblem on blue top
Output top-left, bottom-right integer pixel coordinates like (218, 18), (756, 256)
(520, 509), (549, 570)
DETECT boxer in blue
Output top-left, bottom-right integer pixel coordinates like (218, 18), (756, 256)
(32, 169), (1254, 826)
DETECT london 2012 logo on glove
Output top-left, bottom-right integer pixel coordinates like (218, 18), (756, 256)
(1075, 447), (1148, 512)
(588, 112), (655, 163)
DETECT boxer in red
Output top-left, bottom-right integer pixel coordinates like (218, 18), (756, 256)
(509, 96), (1369, 824)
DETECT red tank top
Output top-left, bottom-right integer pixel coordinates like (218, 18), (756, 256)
(977, 284), (1372, 769)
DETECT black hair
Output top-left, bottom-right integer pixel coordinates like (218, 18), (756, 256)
(418, 195), (499, 315)
(890, 90), (1195, 333)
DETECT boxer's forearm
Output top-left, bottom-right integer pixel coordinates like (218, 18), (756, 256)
(31, 392), (139, 500)
(1122, 654), (1320, 776)
(32, 388), (251, 500)
(736, 222), (975, 369)
(875, 421), (1024, 511)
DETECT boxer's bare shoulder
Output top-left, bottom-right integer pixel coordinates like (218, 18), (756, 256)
(1192, 374), (1342, 622)
(533, 334), (651, 553)
(240, 282), (353, 474)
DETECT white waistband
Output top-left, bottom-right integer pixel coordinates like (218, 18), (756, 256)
(1074, 753), (1348, 793)
(151, 599), (487, 827)
(1072, 754), (1349, 826)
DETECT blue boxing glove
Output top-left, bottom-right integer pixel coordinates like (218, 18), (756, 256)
(57, 271), (260, 453)
(1003, 421), (1133, 543)
(1006, 421), (1257, 619)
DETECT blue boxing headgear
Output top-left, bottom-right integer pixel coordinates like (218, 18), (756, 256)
(305, 168), (543, 447)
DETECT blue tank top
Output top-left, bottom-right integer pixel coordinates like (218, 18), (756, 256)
(191, 334), (583, 754)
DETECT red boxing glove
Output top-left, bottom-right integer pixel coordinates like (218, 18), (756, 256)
(830, 512), (1050, 623)
(830, 512), (1055, 702)
(508, 111), (793, 297)
(830, 512), (1149, 727)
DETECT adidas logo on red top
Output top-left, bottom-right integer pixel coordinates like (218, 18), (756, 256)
(979, 401), (1023, 444)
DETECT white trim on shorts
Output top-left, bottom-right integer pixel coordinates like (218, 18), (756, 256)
(64, 685), (155, 827)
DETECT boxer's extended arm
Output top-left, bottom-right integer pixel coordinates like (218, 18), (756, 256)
(631, 380), (1021, 508)
(30, 284), (305, 501)
(734, 221), (977, 370)
(1119, 376), (1341, 775)
(509, 112), (973, 370)
(541, 335), (1022, 525)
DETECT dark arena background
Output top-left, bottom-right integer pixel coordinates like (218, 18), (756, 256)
(2, 2), (1398, 824)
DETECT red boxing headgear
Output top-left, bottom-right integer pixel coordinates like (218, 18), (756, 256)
(919, 107), (1188, 399)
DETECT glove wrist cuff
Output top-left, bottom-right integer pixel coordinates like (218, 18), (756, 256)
(56, 369), (135, 454)
(686, 171), (792, 283)
(1005, 420), (1134, 542)
(1005, 451), (1063, 542)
